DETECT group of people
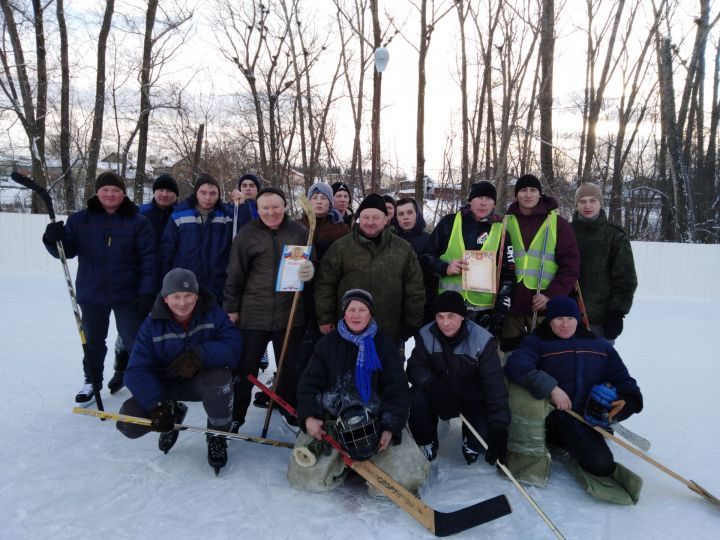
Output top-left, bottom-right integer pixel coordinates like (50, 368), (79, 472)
(44, 170), (643, 504)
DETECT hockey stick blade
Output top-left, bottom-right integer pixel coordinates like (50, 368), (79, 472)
(248, 374), (512, 536)
(610, 421), (651, 451)
(10, 171), (55, 220)
(72, 407), (294, 449)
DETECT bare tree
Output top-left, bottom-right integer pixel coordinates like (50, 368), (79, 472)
(538, 0), (555, 184)
(0, 0), (48, 213)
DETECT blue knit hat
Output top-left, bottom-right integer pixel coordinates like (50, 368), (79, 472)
(238, 173), (262, 191)
(545, 297), (581, 322)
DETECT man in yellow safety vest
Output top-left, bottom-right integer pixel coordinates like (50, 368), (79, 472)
(421, 181), (515, 336)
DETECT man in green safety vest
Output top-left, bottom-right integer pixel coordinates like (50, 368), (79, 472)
(501, 174), (580, 351)
(421, 181), (515, 337)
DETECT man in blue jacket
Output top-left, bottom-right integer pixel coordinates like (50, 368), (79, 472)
(42, 172), (157, 405)
(117, 268), (242, 475)
(160, 173), (233, 304)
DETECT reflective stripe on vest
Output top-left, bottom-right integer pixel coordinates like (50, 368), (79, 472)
(506, 211), (558, 290)
(438, 212), (502, 308)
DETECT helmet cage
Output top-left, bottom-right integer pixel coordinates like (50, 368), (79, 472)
(336, 405), (380, 461)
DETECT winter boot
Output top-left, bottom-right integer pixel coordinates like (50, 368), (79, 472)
(462, 434), (481, 465)
(253, 372), (275, 408)
(108, 349), (130, 394)
(75, 383), (95, 406)
(158, 402), (188, 454)
(207, 435), (228, 475)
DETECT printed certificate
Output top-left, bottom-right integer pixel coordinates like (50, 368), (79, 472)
(462, 250), (497, 293)
(275, 245), (313, 292)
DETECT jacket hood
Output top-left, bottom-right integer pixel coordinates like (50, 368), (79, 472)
(391, 199), (427, 237)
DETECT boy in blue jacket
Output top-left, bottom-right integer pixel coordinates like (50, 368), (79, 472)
(116, 268), (242, 475)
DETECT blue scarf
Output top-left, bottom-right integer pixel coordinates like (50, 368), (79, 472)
(337, 319), (383, 404)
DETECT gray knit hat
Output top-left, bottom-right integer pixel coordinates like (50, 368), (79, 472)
(161, 268), (199, 297)
(342, 288), (374, 314)
(307, 182), (335, 207)
(575, 182), (603, 204)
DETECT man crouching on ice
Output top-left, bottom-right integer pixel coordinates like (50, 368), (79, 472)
(504, 296), (644, 504)
(289, 289), (429, 496)
(116, 268), (242, 475)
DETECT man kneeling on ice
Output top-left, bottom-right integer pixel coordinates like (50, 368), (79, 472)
(289, 289), (429, 495)
(116, 268), (242, 475)
(504, 296), (644, 504)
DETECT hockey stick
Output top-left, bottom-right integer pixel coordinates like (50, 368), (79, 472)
(564, 409), (720, 507)
(459, 415), (566, 540)
(73, 407), (294, 449)
(250, 374), (512, 537)
(573, 281), (592, 331)
(11, 172), (105, 411)
(261, 195), (317, 438)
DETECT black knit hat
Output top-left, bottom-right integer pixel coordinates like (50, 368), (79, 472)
(356, 193), (388, 216)
(95, 171), (126, 193)
(545, 296), (581, 322)
(342, 288), (374, 314)
(238, 173), (262, 191)
(331, 182), (351, 196)
(152, 174), (179, 196)
(160, 268), (199, 297)
(194, 172), (220, 193)
(433, 291), (467, 317)
(468, 181), (497, 203)
(382, 194), (396, 207)
(514, 174), (542, 196)
(256, 186), (287, 205)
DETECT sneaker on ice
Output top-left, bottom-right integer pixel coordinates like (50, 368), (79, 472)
(259, 348), (270, 371)
(158, 402), (188, 454)
(253, 391), (270, 409)
(75, 383), (95, 405)
(420, 440), (438, 462)
(462, 435), (481, 465)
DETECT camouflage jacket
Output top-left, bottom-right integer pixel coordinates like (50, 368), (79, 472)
(571, 210), (637, 324)
(315, 227), (425, 343)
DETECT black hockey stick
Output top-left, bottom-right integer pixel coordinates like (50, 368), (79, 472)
(249, 374), (512, 537)
(11, 172), (104, 411)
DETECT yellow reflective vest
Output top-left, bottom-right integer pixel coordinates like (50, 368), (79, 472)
(438, 212), (503, 308)
(506, 211), (558, 290)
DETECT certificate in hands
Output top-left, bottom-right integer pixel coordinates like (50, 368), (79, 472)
(275, 245), (313, 292)
(461, 250), (497, 293)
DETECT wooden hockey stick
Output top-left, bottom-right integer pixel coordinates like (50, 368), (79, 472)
(250, 375), (512, 537)
(459, 415), (566, 540)
(564, 409), (719, 507)
(73, 407), (294, 449)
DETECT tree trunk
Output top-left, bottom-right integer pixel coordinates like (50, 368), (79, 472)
(370, 0), (382, 193)
(133, 0), (158, 204)
(57, 0), (74, 211)
(85, 0), (116, 200)
(539, 0), (555, 185)
(415, 0), (428, 206)
(457, 0), (469, 198)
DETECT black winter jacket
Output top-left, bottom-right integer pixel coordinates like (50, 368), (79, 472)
(407, 320), (511, 428)
(297, 328), (410, 442)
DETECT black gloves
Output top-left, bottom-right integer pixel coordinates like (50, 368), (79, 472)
(604, 311), (625, 340)
(612, 393), (642, 422)
(484, 427), (508, 465)
(134, 294), (156, 316)
(426, 377), (460, 421)
(43, 221), (65, 244)
(149, 401), (176, 432)
(477, 311), (506, 337)
(168, 350), (203, 379)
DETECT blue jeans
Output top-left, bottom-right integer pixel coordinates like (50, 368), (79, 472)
(80, 301), (144, 387)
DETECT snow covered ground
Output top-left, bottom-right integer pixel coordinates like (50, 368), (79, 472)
(2, 272), (719, 539)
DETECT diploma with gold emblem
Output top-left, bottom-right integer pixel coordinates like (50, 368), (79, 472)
(275, 245), (313, 292)
(461, 250), (497, 293)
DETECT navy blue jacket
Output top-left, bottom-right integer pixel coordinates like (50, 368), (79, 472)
(125, 288), (242, 411)
(139, 199), (176, 247)
(44, 196), (157, 305)
(160, 195), (233, 301)
(226, 199), (258, 235)
(504, 322), (643, 416)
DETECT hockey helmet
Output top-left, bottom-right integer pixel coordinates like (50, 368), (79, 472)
(335, 405), (380, 461)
